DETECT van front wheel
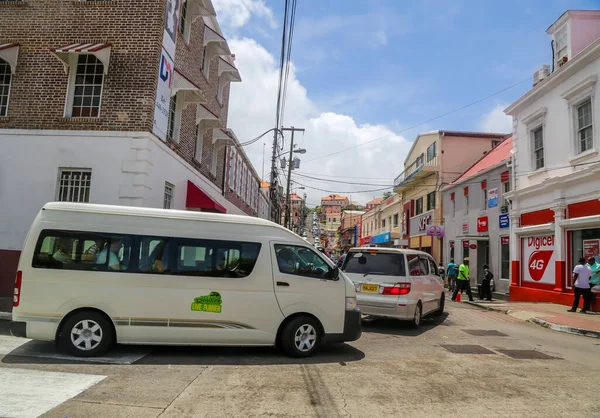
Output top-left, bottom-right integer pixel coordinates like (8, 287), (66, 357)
(59, 311), (113, 357)
(281, 316), (321, 358)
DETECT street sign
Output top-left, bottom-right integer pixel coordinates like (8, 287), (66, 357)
(499, 214), (509, 229)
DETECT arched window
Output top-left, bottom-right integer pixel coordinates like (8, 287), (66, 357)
(0, 58), (11, 117)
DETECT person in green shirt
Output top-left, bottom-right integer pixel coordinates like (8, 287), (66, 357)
(451, 257), (474, 302)
(588, 257), (600, 286)
(588, 257), (599, 308)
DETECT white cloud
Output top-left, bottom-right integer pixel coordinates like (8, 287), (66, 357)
(212, 0), (276, 32)
(227, 38), (412, 205)
(479, 104), (512, 134)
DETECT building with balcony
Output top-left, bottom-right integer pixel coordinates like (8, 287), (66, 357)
(321, 194), (349, 222)
(394, 130), (508, 263)
(0, 0), (263, 307)
(504, 10), (600, 309)
(363, 193), (405, 248)
(442, 136), (513, 295)
(288, 192), (306, 234)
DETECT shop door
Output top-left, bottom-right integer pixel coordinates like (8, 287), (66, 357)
(476, 241), (489, 284)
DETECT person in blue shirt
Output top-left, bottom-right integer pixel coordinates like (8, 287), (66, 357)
(447, 259), (458, 292)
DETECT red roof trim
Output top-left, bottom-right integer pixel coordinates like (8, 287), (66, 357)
(0, 43), (19, 52)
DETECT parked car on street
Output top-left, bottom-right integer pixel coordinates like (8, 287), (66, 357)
(11, 203), (361, 358)
(341, 247), (444, 328)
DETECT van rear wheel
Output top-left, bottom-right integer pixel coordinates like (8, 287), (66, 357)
(59, 311), (113, 357)
(281, 316), (321, 358)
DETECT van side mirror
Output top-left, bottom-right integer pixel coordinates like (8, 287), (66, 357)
(327, 266), (340, 281)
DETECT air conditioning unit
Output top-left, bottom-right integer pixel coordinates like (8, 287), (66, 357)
(533, 65), (551, 86)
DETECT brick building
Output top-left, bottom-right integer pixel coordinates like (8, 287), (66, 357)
(0, 0), (264, 306)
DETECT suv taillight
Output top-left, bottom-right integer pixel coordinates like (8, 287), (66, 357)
(381, 283), (410, 295)
(13, 270), (22, 307)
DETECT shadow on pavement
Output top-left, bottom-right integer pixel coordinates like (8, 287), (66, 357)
(135, 342), (365, 366)
(361, 312), (449, 337)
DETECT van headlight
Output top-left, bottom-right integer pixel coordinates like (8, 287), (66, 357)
(345, 297), (358, 311)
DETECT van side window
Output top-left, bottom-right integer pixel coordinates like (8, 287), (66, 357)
(32, 230), (259, 277)
(426, 257), (438, 276)
(274, 244), (331, 279)
(33, 230), (130, 272)
(407, 254), (428, 276)
(172, 238), (261, 278)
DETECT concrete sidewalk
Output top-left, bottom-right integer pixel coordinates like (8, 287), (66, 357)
(466, 300), (600, 339)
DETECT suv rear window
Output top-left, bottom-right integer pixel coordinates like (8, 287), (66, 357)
(343, 251), (406, 276)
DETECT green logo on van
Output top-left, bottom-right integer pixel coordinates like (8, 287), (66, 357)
(191, 291), (222, 313)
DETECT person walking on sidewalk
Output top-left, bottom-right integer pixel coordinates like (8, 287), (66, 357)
(447, 259), (458, 292)
(587, 257), (599, 309)
(452, 258), (474, 302)
(568, 257), (592, 313)
(480, 264), (493, 301)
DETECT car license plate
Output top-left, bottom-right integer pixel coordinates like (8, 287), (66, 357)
(361, 284), (378, 293)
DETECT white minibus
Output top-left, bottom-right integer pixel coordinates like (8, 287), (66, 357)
(11, 203), (361, 357)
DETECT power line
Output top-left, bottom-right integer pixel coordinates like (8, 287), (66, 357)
(292, 172), (394, 187)
(294, 171), (395, 180)
(292, 179), (393, 194)
(280, 0), (297, 127)
(304, 77), (531, 163)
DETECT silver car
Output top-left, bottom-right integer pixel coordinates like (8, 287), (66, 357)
(341, 247), (445, 327)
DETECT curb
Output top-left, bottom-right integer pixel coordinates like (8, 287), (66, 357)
(528, 317), (600, 339)
(465, 301), (600, 339)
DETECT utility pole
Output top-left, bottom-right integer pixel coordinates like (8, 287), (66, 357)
(269, 128), (281, 224)
(281, 127), (305, 229)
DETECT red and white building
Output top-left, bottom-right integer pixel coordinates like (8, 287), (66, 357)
(505, 10), (600, 309)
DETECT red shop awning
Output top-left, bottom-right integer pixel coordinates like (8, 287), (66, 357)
(186, 180), (226, 213)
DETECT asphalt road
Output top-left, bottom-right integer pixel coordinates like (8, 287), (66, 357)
(1, 302), (599, 417)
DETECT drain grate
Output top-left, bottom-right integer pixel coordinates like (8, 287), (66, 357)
(497, 349), (560, 360)
(441, 345), (496, 354)
(462, 329), (509, 337)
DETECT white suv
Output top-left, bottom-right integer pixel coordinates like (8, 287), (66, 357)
(341, 247), (445, 327)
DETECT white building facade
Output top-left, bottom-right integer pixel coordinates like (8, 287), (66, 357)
(505, 10), (600, 308)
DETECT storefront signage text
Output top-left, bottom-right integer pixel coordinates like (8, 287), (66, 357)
(409, 210), (433, 235)
(522, 235), (555, 284)
(499, 214), (509, 229)
(462, 223), (469, 234)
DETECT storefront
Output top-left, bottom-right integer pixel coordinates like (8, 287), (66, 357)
(510, 198), (600, 310)
(408, 210), (443, 262)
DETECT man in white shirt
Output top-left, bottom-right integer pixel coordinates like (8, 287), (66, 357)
(568, 257), (592, 313)
(96, 239), (123, 271)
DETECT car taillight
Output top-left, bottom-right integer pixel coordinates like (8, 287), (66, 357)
(13, 270), (22, 307)
(381, 283), (410, 295)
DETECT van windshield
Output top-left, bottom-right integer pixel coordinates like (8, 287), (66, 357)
(343, 252), (406, 276)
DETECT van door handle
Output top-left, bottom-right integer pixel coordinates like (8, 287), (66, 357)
(277, 281), (290, 287)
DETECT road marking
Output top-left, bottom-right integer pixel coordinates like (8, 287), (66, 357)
(0, 335), (149, 365)
(0, 368), (105, 418)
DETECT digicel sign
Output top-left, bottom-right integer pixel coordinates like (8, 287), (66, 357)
(522, 235), (556, 285)
(477, 216), (488, 233)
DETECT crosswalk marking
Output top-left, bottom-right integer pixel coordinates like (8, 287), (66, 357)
(0, 368), (106, 418)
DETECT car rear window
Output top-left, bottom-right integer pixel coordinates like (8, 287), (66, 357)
(343, 251), (406, 276)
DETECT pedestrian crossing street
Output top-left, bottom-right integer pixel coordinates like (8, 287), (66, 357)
(0, 334), (150, 417)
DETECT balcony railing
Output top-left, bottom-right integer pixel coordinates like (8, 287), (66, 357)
(394, 155), (439, 189)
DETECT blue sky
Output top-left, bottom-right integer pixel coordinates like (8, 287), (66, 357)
(215, 0), (599, 204)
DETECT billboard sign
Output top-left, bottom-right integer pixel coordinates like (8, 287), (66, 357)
(153, 49), (174, 141)
(487, 188), (498, 208)
(522, 235), (555, 284)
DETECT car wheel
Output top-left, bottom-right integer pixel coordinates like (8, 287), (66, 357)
(281, 316), (321, 358)
(59, 311), (114, 357)
(434, 294), (445, 317)
(410, 302), (422, 328)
